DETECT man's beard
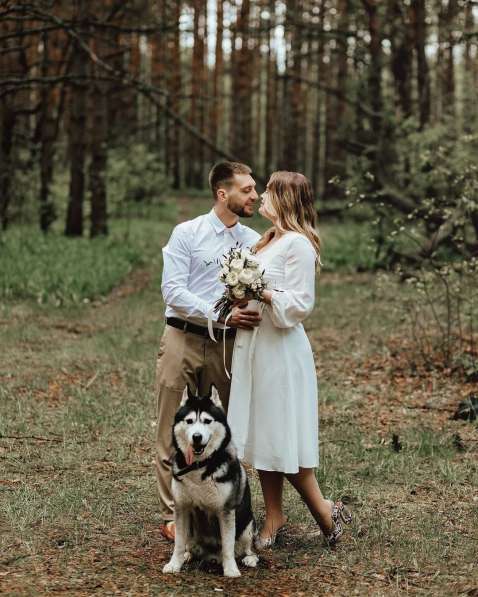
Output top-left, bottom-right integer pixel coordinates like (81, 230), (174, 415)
(227, 199), (253, 218)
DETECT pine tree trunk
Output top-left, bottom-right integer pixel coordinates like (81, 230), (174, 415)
(411, 0), (431, 129)
(0, 102), (14, 231)
(0, 17), (15, 231)
(389, 0), (413, 118)
(211, 0), (224, 152)
(442, 0), (458, 117)
(311, 0), (326, 196)
(361, 0), (383, 181)
(463, 1), (476, 133)
(170, 1), (182, 188)
(89, 35), (109, 237)
(283, 0), (302, 172)
(232, 0), (253, 165)
(263, 0), (276, 174)
(65, 2), (88, 237)
(187, 0), (206, 187)
(37, 30), (61, 232)
(325, 0), (349, 198)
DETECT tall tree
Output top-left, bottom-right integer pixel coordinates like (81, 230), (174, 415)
(411, 0), (431, 129)
(463, 0), (476, 133)
(65, 0), (89, 236)
(231, 0), (253, 165)
(311, 0), (327, 195)
(324, 0), (349, 197)
(211, 0), (224, 153)
(36, 29), (69, 232)
(282, 0), (303, 172)
(187, 0), (207, 187)
(263, 0), (278, 175)
(442, 0), (458, 117)
(88, 20), (111, 237)
(361, 0), (383, 178)
(169, 1), (182, 189)
(388, 0), (413, 118)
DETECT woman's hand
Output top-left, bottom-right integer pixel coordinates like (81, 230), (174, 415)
(221, 299), (262, 330)
(260, 290), (273, 305)
(231, 298), (249, 308)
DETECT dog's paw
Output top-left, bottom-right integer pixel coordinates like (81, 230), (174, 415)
(183, 551), (192, 563)
(223, 561), (241, 578)
(242, 554), (259, 568)
(162, 559), (182, 574)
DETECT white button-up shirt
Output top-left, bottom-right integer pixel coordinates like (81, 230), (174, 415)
(162, 209), (261, 326)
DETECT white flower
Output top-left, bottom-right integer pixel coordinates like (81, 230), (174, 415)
(232, 286), (246, 299)
(247, 259), (260, 269)
(229, 258), (244, 272)
(238, 268), (258, 285)
(225, 271), (239, 286)
(221, 263), (230, 275)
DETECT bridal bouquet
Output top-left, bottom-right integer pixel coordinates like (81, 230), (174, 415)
(214, 245), (267, 321)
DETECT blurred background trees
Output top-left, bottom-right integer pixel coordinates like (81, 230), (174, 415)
(0, 0), (477, 264)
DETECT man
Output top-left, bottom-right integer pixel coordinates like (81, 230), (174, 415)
(155, 161), (262, 540)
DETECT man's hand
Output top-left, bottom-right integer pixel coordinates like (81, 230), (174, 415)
(227, 303), (262, 330)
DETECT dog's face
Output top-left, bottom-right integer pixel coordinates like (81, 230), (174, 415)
(173, 386), (229, 465)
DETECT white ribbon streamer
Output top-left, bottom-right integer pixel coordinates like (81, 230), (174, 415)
(223, 311), (233, 380)
(207, 307), (218, 343)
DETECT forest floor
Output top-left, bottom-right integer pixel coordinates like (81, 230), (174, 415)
(1, 200), (477, 596)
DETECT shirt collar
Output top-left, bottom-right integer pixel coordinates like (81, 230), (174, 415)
(208, 208), (241, 239)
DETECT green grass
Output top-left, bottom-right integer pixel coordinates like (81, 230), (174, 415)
(319, 219), (378, 272)
(0, 202), (177, 305)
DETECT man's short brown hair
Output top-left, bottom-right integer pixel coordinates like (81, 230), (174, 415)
(208, 161), (252, 199)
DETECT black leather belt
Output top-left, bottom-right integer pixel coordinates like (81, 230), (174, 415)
(166, 317), (236, 340)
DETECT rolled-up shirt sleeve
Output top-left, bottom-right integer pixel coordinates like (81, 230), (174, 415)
(161, 225), (217, 321)
(269, 236), (316, 328)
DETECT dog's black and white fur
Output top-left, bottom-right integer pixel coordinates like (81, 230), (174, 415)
(162, 385), (258, 578)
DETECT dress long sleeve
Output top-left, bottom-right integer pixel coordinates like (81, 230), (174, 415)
(269, 235), (316, 328)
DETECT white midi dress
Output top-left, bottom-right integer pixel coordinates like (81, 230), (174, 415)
(227, 232), (319, 474)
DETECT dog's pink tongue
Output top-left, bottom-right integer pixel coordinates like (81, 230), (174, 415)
(186, 445), (194, 466)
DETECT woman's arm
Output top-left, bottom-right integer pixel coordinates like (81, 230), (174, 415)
(266, 236), (316, 328)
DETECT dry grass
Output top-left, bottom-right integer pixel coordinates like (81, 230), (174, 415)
(1, 201), (477, 596)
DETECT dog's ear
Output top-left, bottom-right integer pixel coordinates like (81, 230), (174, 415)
(180, 384), (195, 406)
(209, 384), (223, 409)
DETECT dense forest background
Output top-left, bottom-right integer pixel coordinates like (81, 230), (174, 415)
(1, 0), (477, 260)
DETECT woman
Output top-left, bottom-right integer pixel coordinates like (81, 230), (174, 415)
(227, 171), (351, 549)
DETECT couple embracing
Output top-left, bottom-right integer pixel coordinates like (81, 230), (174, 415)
(154, 161), (349, 549)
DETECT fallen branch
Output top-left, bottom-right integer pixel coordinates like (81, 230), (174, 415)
(0, 434), (63, 442)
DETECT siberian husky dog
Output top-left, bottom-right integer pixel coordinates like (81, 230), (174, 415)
(162, 385), (258, 578)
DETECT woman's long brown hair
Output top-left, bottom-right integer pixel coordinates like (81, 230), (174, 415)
(254, 171), (321, 266)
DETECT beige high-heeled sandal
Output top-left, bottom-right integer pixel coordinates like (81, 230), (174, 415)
(323, 500), (352, 546)
(254, 520), (288, 550)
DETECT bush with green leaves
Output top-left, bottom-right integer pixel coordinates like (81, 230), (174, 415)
(107, 143), (170, 216)
(344, 119), (478, 269)
(376, 257), (477, 378)
(344, 119), (478, 375)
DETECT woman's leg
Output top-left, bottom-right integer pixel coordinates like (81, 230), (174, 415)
(285, 467), (333, 534)
(257, 470), (288, 539)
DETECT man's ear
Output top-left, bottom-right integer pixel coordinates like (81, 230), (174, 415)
(216, 187), (227, 203)
(180, 384), (195, 406)
(209, 384), (223, 409)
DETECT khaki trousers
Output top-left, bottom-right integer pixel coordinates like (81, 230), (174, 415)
(154, 324), (235, 522)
